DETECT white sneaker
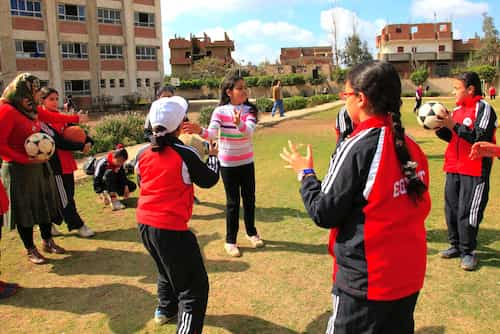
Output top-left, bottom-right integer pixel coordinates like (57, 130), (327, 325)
(224, 243), (241, 257)
(101, 192), (111, 205)
(78, 225), (95, 238)
(51, 225), (62, 236)
(247, 234), (264, 248)
(111, 200), (126, 211)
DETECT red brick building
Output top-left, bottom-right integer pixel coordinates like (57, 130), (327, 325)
(169, 32), (234, 76)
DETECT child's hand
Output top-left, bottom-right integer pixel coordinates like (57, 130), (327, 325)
(182, 122), (202, 135)
(82, 142), (91, 154)
(123, 186), (130, 199)
(208, 140), (218, 156)
(470, 141), (499, 159)
(233, 108), (242, 127)
(280, 140), (314, 173)
(78, 110), (89, 123)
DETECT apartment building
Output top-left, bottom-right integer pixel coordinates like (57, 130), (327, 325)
(279, 46), (333, 77)
(0, 0), (164, 107)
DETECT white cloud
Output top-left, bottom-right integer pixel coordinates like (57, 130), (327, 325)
(233, 20), (316, 44)
(411, 0), (489, 20)
(320, 7), (386, 57)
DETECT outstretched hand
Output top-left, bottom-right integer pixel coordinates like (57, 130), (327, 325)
(233, 108), (242, 127)
(182, 121), (202, 135)
(77, 110), (89, 124)
(280, 140), (314, 174)
(470, 141), (499, 159)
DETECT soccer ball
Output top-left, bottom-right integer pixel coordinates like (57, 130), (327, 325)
(24, 132), (56, 160)
(416, 102), (449, 130)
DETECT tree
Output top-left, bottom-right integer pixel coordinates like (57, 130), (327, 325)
(410, 69), (429, 86)
(191, 57), (229, 79)
(478, 13), (500, 67)
(341, 33), (373, 67)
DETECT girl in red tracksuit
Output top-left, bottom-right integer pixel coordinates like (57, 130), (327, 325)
(436, 72), (497, 271)
(0, 179), (18, 299)
(39, 87), (95, 237)
(136, 96), (220, 333)
(281, 61), (431, 334)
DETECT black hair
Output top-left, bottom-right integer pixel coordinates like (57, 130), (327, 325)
(150, 125), (179, 152)
(219, 74), (258, 122)
(456, 71), (483, 97)
(346, 61), (427, 202)
(40, 87), (58, 100)
(157, 85), (175, 97)
(112, 144), (128, 160)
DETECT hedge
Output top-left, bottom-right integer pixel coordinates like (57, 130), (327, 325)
(283, 96), (308, 111)
(306, 94), (338, 107)
(256, 97), (273, 112)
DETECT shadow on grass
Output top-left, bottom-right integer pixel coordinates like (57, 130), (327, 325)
(302, 310), (331, 333)
(192, 201), (309, 223)
(240, 239), (327, 256)
(426, 154), (445, 160)
(416, 326), (446, 334)
(205, 314), (297, 333)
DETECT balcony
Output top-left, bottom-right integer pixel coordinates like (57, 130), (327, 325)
(413, 52), (436, 61)
(437, 52), (453, 60)
(386, 53), (411, 61)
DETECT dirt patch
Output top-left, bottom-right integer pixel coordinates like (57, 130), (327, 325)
(259, 116), (336, 135)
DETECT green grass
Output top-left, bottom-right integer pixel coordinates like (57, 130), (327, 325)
(1, 98), (499, 333)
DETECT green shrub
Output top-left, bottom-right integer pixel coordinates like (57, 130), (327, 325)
(410, 69), (429, 86)
(331, 67), (348, 83)
(179, 79), (203, 89)
(245, 76), (259, 87)
(89, 113), (146, 155)
(257, 76), (274, 87)
(427, 91), (440, 97)
(306, 94), (338, 107)
(198, 106), (215, 127)
(256, 97), (273, 113)
(283, 96), (308, 111)
(278, 74), (306, 86)
(401, 92), (415, 97)
(203, 77), (221, 89)
(306, 74), (326, 85)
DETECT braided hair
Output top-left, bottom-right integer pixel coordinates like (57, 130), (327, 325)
(347, 61), (427, 202)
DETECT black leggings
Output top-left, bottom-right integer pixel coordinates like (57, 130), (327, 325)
(17, 224), (52, 250)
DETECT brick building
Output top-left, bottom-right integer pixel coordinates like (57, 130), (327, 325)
(376, 22), (480, 78)
(0, 0), (164, 107)
(279, 46), (333, 77)
(169, 32), (234, 77)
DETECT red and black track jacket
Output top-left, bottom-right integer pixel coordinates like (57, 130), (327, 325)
(136, 138), (220, 231)
(436, 96), (497, 177)
(0, 180), (8, 216)
(300, 116), (431, 301)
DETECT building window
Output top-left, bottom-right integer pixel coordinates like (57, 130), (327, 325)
(58, 4), (85, 21)
(100, 79), (106, 88)
(145, 79), (150, 87)
(185, 52), (191, 59)
(97, 8), (121, 24)
(134, 12), (154, 27)
(439, 24), (447, 32)
(397, 46), (404, 53)
(100, 44), (123, 59)
(109, 79), (116, 88)
(438, 45), (445, 52)
(411, 47), (417, 53)
(136, 46), (156, 60)
(395, 26), (402, 33)
(10, 0), (42, 17)
(411, 26), (418, 34)
(40, 80), (49, 87)
(434, 63), (450, 77)
(137, 79), (142, 87)
(15, 40), (45, 58)
(119, 79), (125, 87)
(61, 43), (88, 59)
(64, 80), (90, 95)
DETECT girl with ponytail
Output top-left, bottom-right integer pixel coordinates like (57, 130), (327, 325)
(281, 61), (431, 333)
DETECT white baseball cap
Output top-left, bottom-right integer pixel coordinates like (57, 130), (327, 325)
(148, 96), (188, 133)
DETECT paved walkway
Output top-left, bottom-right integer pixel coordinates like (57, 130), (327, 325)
(74, 100), (344, 181)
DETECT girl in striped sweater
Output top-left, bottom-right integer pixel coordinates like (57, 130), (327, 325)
(183, 75), (263, 257)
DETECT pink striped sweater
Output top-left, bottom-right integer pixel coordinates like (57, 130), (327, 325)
(200, 104), (257, 167)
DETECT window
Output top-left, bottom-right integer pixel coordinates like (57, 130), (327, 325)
(134, 12), (154, 27)
(61, 43), (88, 59)
(11, 0), (42, 17)
(40, 80), (49, 87)
(119, 79), (125, 87)
(411, 26), (418, 34)
(411, 47), (417, 53)
(185, 51), (191, 59)
(64, 80), (90, 95)
(145, 78), (150, 87)
(15, 40), (45, 58)
(58, 4), (85, 21)
(395, 26), (402, 33)
(397, 46), (404, 53)
(434, 63), (450, 77)
(137, 79), (142, 87)
(136, 46), (156, 60)
(439, 45), (445, 52)
(206, 50), (212, 57)
(100, 79), (106, 88)
(439, 24), (447, 32)
(100, 44), (123, 59)
(97, 8), (121, 24)
(110, 79), (116, 88)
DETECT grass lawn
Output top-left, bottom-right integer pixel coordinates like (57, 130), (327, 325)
(1, 98), (499, 333)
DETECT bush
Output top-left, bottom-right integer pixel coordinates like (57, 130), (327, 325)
(179, 79), (203, 89)
(410, 69), (429, 86)
(245, 76), (259, 87)
(256, 97), (273, 113)
(401, 92), (415, 97)
(426, 91), (440, 97)
(198, 106), (215, 127)
(466, 65), (497, 84)
(203, 77), (221, 89)
(257, 76), (274, 87)
(306, 74), (327, 85)
(89, 113), (146, 155)
(279, 74), (306, 86)
(306, 94), (338, 107)
(331, 67), (348, 83)
(283, 96), (308, 111)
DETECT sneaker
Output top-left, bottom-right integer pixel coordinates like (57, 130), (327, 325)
(51, 225), (62, 236)
(247, 234), (264, 248)
(154, 308), (177, 325)
(439, 246), (460, 259)
(224, 243), (241, 257)
(27, 247), (47, 264)
(42, 239), (66, 254)
(100, 191), (111, 205)
(0, 281), (18, 299)
(461, 253), (478, 271)
(78, 225), (95, 238)
(111, 199), (126, 211)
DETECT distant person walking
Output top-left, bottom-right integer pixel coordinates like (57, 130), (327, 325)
(489, 85), (496, 100)
(271, 80), (285, 117)
(413, 84), (423, 113)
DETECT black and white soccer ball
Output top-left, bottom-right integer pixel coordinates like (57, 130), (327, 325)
(24, 132), (55, 160)
(416, 102), (449, 130)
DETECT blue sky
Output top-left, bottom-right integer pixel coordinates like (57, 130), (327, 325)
(160, 0), (499, 74)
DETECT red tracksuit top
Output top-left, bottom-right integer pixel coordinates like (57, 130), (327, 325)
(301, 116), (431, 301)
(0, 103), (79, 164)
(40, 106), (78, 174)
(0, 180), (8, 215)
(439, 96), (497, 177)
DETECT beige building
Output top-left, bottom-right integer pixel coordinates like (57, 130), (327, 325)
(0, 0), (164, 108)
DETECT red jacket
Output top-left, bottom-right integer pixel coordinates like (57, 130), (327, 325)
(301, 116), (430, 301)
(438, 96), (497, 177)
(0, 180), (8, 216)
(489, 86), (496, 96)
